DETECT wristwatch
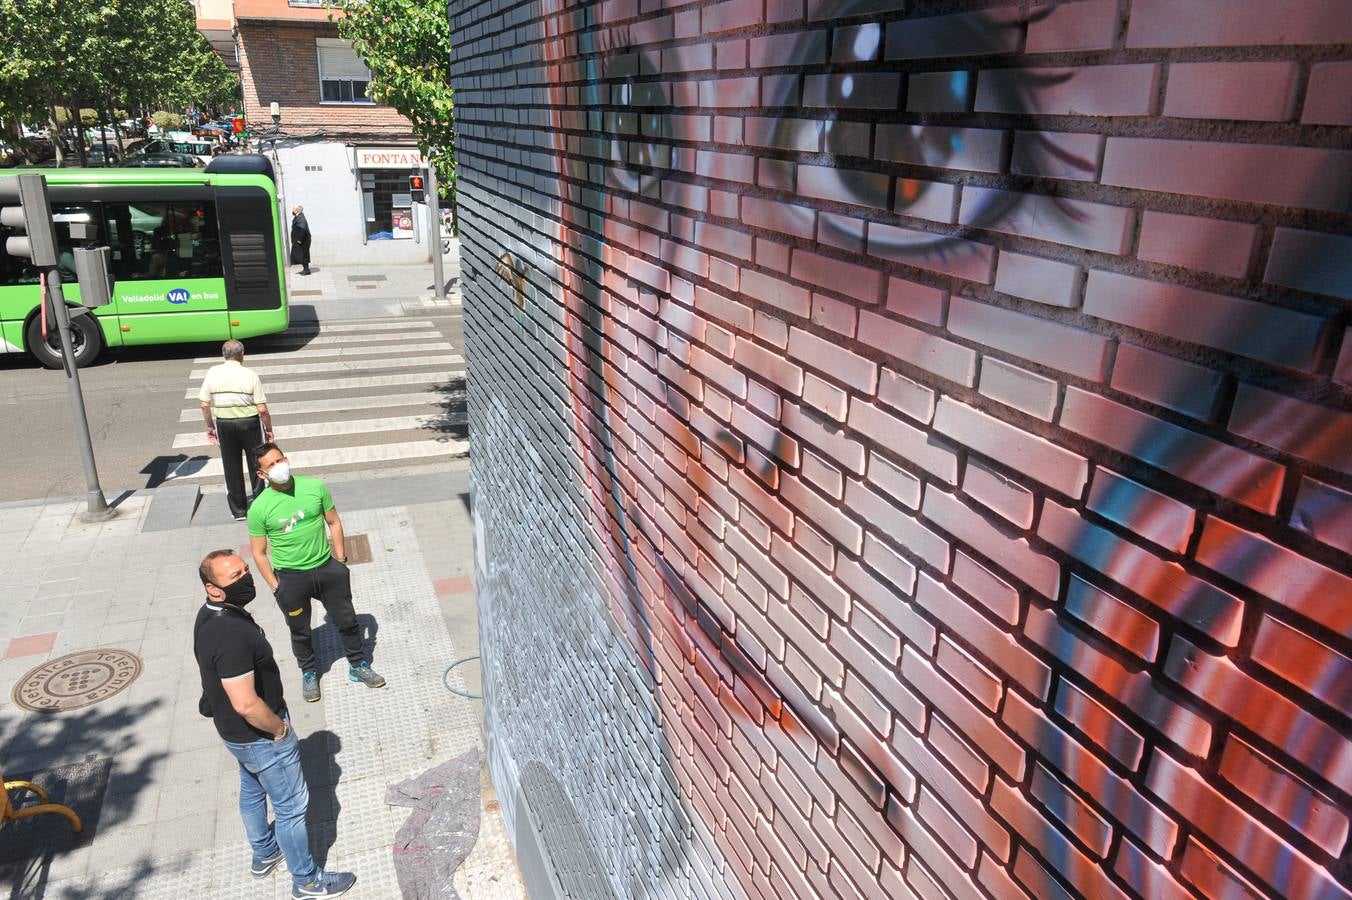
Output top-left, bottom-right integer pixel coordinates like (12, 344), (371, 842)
(335, 555), (347, 564)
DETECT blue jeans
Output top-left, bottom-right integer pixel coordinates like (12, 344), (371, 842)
(222, 717), (319, 887)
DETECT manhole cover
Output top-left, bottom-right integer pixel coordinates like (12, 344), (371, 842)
(343, 533), (373, 565)
(11, 649), (143, 713)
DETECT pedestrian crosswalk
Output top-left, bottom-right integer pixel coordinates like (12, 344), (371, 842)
(165, 317), (468, 484)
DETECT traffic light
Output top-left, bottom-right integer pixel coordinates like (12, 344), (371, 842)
(72, 247), (114, 308)
(232, 116), (245, 134)
(0, 174), (59, 267)
(409, 173), (425, 203)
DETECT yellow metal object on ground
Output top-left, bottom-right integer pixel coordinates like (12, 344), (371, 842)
(2, 774), (83, 833)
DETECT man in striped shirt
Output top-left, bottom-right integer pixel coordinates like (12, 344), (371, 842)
(199, 340), (274, 520)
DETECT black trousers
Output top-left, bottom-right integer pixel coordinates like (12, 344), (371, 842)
(274, 556), (364, 672)
(217, 415), (266, 518)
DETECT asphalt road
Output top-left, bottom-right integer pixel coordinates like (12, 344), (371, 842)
(0, 305), (464, 503)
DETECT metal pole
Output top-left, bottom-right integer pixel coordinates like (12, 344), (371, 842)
(44, 272), (113, 521)
(427, 163), (446, 299)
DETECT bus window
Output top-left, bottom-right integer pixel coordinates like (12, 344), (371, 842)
(0, 203), (101, 286)
(101, 201), (223, 280)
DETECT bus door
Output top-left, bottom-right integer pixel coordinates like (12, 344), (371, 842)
(101, 197), (228, 345)
(215, 186), (287, 338)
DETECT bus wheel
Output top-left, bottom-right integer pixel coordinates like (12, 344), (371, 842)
(26, 312), (104, 369)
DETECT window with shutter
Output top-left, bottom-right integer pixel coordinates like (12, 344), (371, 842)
(316, 38), (374, 104)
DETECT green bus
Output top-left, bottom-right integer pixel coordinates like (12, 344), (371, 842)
(0, 155), (288, 368)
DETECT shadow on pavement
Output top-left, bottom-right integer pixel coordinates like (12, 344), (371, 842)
(299, 729), (341, 870)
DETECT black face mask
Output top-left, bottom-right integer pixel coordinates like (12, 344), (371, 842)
(216, 572), (257, 607)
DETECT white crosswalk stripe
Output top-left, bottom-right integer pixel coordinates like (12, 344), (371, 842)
(170, 318), (467, 483)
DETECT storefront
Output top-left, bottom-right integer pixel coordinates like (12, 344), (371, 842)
(355, 145), (428, 243)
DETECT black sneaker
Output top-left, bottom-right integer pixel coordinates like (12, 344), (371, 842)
(302, 670), (321, 703)
(292, 871), (356, 897)
(251, 849), (284, 878)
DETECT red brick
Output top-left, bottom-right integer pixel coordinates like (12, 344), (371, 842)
(780, 472), (862, 554)
(695, 285), (754, 332)
(809, 294), (856, 339)
(1022, 607), (1212, 760)
(801, 73), (900, 109)
(727, 522), (789, 600)
(1030, 761), (1113, 858)
(859, 535), (924, 619)
(701, 0), (763, 33)
(783, 401), (865, 474)
(1231, 383), (1352, 476)
(1251, 614), (1352, 715)
(978, 358), (1059, 422)
(961, 460), (1035, 531)
(990, 778), (1132, 900)
(1059, 387), (1285, 514)
(878, 367), (936, 424)
(949, 296), (1112, 382)
(884, 797), (989, 900)
(830, 618), (927, 730)
(801, 449), (843, 500)
(925, 713), (992, 794)
(1054, 677), (1145, 771)
(867, 223), (997, 284)
(866, 451), (921, 510)
(1010, 130), (1104, 182)
(1114, 839), (1193, 900)
(787, 327), (877, 394)
(1220, 734), (1349, 857)
(885, 277), (947, 327)
(921, 489), (1059, 600)
(1040, 499), (1243, 646)
(1147, 750), (1346, 899)
(883, 8), (1022, 59)
(1011, 849), (1075, 900)
(1291, 476), (1352, 555)
(754, 311), (789, 350)
(743, 196), (815, 242)
(740, 269), (811, 319)
(790, 249), (884, 305)
(894, 177), (960, 223)
(857, 310), (978, 387)
(1063, 575), (1160, 664)
(978, 64), (1159, 117)
(1304, 61), (1352, 126)
(1101, 137), (1352, 213)
(796, 164), (888, 211)
(848, 400), (960, 484)
(994, 251), (1082, 308)
(1025, 0), (1116, 52)
(1136, 210), (1257, 279)
(1164, 637), (1352, 790)
(902, 645), (1025, 780)
(936, 635), (1001, 711)
(734, 337), (804, 395)
(800, 373), (847, 422)
(1127, 0), (1352, 47)
(845, 479), (949, 573)
(961, 187), (1134, 255)
(915, 787), (978, 868)
(1165, 61), (1299, 122)
(697, 222), (755, 262)
(1109, 342), (1225, 422)
(1086, 466), (1196, 553)
(875, 125), (1006, 173)
(933, 397), (1088, 498)
(696, 149), (756, 184)
(1264, 228), (1352, 300)
(951, 551), (1020, 626)
(1194, 516), (1352, 639)
(978, 852), (1031, 900)
(893, 723), (1012, 861)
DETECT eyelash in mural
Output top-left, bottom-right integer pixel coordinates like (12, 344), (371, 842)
(603, 3), (1086, 260)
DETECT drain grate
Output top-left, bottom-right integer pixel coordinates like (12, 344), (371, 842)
(342, 533), (373, 565)
(12, 649), (143, 713)
(347, 274), (387, 282)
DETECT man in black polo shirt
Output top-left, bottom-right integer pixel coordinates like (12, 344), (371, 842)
(195, 549), (356, 898)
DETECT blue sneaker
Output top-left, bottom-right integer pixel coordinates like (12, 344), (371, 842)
(348, 663), (385, 689)
(302, 670), (321, 703)
(251, 849), (284, 877)
(292, 871), (356, 897)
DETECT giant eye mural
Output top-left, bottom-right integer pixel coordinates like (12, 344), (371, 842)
(452, 1), (1352, 898)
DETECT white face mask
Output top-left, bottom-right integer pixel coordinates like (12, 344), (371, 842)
(265, 461), (292, 485)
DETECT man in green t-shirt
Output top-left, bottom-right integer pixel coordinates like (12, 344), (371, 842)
(247, 443), (386, 703)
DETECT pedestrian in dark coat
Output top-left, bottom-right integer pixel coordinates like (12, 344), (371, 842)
(290, 206), (312, 275)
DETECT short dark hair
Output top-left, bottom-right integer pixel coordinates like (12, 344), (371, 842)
(199, 549), (236, 586)
(253, 441), (283, 462)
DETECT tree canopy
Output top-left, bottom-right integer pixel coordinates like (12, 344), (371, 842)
(333, 0), (455, 192)
(0, 0), (235, 126)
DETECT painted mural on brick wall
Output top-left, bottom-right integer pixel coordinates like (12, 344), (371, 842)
(452, 0), (1352, 897)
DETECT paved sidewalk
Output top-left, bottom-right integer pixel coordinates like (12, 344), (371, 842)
(0, 466), (522, 898)
(287, 241), (463, 323)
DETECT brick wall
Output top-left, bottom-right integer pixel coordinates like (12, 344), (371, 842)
(452, 1), (1352, 898)
(236, 20), (414, 139)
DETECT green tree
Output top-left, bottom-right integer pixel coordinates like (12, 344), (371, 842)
(333, 0), (455, 193)
(151, 110), (183, 132)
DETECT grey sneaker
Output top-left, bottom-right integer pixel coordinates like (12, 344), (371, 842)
(348, 663), (385, 688)
(292, 871), (356, 897)
(251, 849), (284, 878)
(301, 670), (321, 703)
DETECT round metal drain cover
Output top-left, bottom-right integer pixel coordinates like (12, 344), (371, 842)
(12, 649), (143, 713)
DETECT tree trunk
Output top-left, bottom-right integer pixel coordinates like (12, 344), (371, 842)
(49, 105), (65, 167)
(71, 99), (88, 168)
(109, 102), (125, 157)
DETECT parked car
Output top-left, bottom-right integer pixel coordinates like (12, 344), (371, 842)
(121, 152), (203, 168)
